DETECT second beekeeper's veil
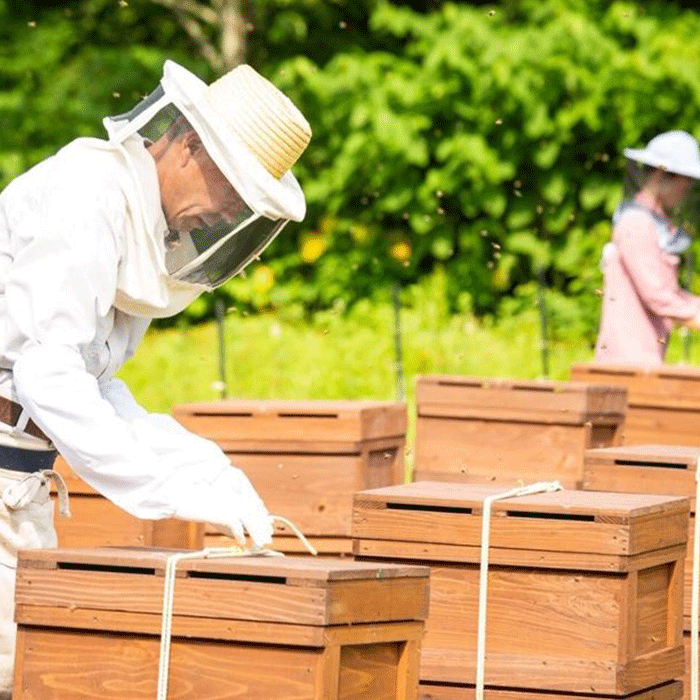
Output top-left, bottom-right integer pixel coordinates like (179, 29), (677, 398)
(103, 60), (311, 316)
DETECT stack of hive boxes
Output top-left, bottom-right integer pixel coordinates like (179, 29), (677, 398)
(172, 399), (407, 554)
(570, 363), (700, 446)
(49, 455), (203, 549)
(12, 546), (430, 700)
(413, 375), (627, 488)
(352, 481), (688, 700)
(583, 444), (700, 699)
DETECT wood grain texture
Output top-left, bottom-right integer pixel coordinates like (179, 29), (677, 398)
(172, 399), (407, 442)
(415, 375), (627, 416)
(571, 363), (700, 446)
(571, 362), (700, 407)
(413, 417), (590, 488)
(417, 680), (682, 700)
(352, 482), (686, 694)
(14, 626), (319, 700)
(412, 374), (626, 489)
(13, 549), (427, 700)
(15, 548), (430, 626)
(352, 482), (689, 558)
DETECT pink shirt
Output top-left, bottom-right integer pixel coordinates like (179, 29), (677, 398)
(594, 193), (700, 367)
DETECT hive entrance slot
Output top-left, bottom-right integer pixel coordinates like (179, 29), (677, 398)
(614, 459), (687, 470)
(386, 502), (473, 515)
(56, 562), (156, 575)
(186, 571), (287, 584)
(197, 412), (253, 418)
(277, 412), (338, 419)
(436, 380), (482, 388)
(505, 510), (595, 522)
(511, 384), (552, 392)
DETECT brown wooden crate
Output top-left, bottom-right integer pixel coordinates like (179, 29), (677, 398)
(571, 363), (700, 408)
(418, 680), (682, 700)
(353, 483), (687, 694)
(413, 376), (625, 489)
(15, 547), (429, 624)
(353, 482), (689, 560)
(584, 445), (700, 507)
(172, 399), (407, 443)
(621, 407), (700, 447)
(13, 547), (427, 700)
(12, 621), (424, 700)
(416, 375), (627, 419)
(414, 417), (597, 489)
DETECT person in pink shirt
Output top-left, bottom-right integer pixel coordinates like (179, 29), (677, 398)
(594, 130), (700, 366)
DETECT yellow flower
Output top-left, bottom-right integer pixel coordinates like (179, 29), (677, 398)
(390, 240), (411, 263)
(252, 264), (274, 292)
(301, 235), (327, 262)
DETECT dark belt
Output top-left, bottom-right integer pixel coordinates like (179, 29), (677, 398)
(0, 444), (58, 473)
(0, 395), (50, 442)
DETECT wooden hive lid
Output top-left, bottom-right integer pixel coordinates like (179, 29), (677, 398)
(15, 548), (429, 630)
(415, 374), (627, 424)
(172, 399), (407, 443)
(585, 444), (700, 466)
(570, 362), (700, 407)
(352, 481), (689, 567)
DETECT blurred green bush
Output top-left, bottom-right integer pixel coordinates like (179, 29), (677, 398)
(3, 0), (700, 344)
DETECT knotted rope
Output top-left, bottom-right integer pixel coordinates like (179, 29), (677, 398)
(156, 514), (317, 700)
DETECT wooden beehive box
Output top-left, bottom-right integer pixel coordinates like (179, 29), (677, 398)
(352, 481), (689, 695)
(13, 547), (429, 700)
(413, 375), (627, 488)
(583, 444), (700, 500)
(50, 455), (203, 549)
(172, 399), (407, 554)
(417, 681), (683, 700)
(583, 444), (700, 631)
(571, 362), (700, 446)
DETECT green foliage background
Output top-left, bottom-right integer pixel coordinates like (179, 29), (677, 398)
(3, 0), (700, 345)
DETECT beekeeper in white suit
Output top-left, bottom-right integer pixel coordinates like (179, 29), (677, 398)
(0, 59), (311, 698)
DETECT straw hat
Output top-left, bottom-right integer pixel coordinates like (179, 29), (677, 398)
(624, 130), (700, 180)
(205, 64), (312, 180)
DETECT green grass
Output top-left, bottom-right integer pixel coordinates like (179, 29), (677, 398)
(118, 303), (595, 413)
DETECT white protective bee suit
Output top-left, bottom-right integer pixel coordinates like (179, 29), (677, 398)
(0, 60), (311, 698)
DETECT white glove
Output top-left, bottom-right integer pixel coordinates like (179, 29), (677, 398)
(174, 467), (273, 548)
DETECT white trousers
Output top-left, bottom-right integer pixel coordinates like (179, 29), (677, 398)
(0, 468), (58, 700)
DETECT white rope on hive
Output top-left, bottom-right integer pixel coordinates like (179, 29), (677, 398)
(156, 515), (317, 700)
(475, 480), (564, 700)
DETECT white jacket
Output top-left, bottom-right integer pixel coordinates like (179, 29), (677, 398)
(0, 136), (238, 521)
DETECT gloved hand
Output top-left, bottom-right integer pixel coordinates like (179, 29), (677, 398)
(174, 467), (273, 548)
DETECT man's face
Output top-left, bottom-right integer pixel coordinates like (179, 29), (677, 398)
(159, 130), (247, 234)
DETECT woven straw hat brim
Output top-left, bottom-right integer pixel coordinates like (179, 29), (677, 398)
(205, 64), (311, 180)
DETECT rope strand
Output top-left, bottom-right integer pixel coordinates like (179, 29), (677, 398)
(156, 514), (316, 700)
(475, 481), (563, 700)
